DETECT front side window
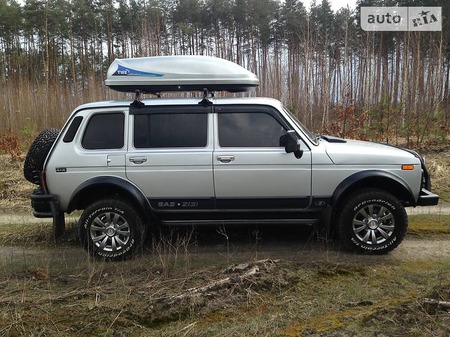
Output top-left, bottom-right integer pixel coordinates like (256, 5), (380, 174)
(134, 113), (207, 148)
(82, 113), (124, 150)
(218, 112), (286, 147)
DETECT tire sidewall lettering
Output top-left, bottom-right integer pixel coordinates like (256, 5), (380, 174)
(353, 199), (395, 213)
(96, 237), (135, 258)
(83, 206), (126, 229)
(351, 235), (397, 251)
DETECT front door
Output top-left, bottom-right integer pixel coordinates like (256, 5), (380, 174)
(213, 105), (312, 210)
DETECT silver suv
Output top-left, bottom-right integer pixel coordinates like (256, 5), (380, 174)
(24, 56), (439, 259)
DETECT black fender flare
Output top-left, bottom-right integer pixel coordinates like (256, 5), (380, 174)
(67, 176), (153, 218)
(331, 170), (416, 207)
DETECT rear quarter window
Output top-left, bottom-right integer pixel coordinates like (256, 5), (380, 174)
(82, 113), (125, 150)
(63, 116), (83, 143)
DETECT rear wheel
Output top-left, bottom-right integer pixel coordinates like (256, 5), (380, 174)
(79, 198), (145, 260)
(337, 189), (407, 254)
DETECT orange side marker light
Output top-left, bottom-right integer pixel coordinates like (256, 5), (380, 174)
(402, 165), (414, 171)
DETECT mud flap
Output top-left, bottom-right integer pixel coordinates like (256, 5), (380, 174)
(317, 205), (333, 242)
(50, 201), (65, 240)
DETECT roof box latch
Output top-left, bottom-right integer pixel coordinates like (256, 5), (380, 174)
(198, 88), (213, 106)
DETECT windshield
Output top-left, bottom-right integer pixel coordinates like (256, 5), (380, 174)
(282, 107), (318, 144)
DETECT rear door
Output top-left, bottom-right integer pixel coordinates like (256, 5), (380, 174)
(213, 105), (312, 210)
(125, 105), (215, 211)
(46, 109), (128, 209)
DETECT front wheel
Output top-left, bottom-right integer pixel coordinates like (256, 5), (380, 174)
(337, 189), (408, 254)
(79, 198), (145, 260)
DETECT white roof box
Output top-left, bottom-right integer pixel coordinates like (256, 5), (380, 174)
(105, 55), (260, 93)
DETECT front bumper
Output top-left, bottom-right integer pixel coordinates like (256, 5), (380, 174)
(417, 188), (439, 206)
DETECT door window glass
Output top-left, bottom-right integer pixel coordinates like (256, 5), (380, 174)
(134, 113), (207, 148)
(218, 112), (286, 147)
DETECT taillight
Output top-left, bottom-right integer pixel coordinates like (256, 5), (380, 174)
(40, 171), (48, 193)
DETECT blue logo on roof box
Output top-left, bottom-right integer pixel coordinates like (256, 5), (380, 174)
(113, 64), (164, 77)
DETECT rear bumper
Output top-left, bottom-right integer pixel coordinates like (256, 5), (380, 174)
(31, 189), (66, 239)
(31, 189), (60, 218)
(417, 188), (439, 206)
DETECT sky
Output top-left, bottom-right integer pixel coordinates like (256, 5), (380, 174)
(301, 0), (359, 12)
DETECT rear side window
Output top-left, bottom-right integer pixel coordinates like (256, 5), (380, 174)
(218, 112), (286, 147)
(134, 113), (207, 148)
(82, 113), (125, 150)
(63, 116), (83, 143)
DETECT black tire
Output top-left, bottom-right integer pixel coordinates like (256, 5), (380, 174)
(337, 189), (408, 254)
(79, 198), (145, 260)
(23, 128), (60, 183)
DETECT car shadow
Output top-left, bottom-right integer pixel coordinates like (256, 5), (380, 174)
(147, 223), (348, 261)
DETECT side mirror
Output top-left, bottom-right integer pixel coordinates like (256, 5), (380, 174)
(280, 130), (303, 159)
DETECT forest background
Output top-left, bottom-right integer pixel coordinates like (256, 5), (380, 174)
(0, 0), (449, 150)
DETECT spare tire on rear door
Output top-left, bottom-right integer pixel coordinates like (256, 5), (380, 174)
(24, 128), (60, 184)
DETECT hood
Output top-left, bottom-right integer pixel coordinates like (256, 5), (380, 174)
(322, 138), (420, 165)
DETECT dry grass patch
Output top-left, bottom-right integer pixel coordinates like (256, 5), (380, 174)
(0, 221), (79, 246)
(424, 149), (450, 203)
(1, 242), (450, 336)
(408, 214), (450, 236)
(0, 155), (34, 213)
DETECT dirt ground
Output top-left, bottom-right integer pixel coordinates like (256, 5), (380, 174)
(0, 152), (449, 336)
(0, 223), (449, 337)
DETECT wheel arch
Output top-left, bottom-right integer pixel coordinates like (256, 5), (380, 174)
(331, 170), (415, 211)
(67, 176), (153, 221)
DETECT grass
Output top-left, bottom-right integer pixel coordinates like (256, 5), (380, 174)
(0, 215), (449, 336)
(425, 151), (450, 204)
(0, 220), (80, 246)
(408, 214), (450, 236)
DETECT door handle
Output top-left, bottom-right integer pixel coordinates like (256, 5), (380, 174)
(129, 156), (147, 164)
(217, 155), (235, 163)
